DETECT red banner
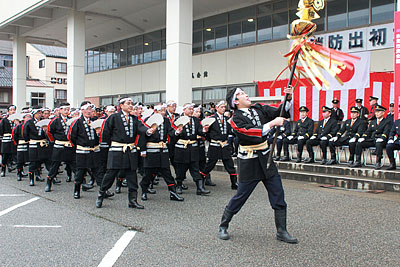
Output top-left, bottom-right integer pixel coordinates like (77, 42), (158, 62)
(394, 11), (400, 120)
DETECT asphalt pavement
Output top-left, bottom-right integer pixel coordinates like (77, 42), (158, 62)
(0, 167), (399, 266)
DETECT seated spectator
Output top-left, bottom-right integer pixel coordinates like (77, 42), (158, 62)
(267, 119), (291, 160)
(386, 105), (400, 170)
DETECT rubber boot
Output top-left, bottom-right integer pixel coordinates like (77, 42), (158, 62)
(45, 177), (52, 192)
(115, 178), (122, 194)
(1, 165), (5, 177)
(218, 208), (235, 240)
(29, 172), (35, 186)
(176, 181), (183, 194)
(386, 158), (396, 170)
(35, 169), (44, 182)
(205, 174), (216, 186)
(275, 209), (298, 244)
(230, 175), (238, 190)
(196, 179), (210, 195)
(21, 170), (28, 177)
(17, 168), (22, 181)
(74, 184), (81, 199)
(96, 191), (106, 208)
(128, 192), (144, 209)
(169, 185), (184, 201)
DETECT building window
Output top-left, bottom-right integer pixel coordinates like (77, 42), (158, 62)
(129, 94), (143, 103)
(100, 97), (112, 106)
(144, 92), (160, 103)
(371, 0), (395, 23)
(39, 59), (45, 68)
(3, 60), (12, 68)
(192, 90), (202, 101)
(31, 92), (46, 107)
(56, 62), (67, 74)
(55, 89), (67, 100)
(204, 88), (227, 101)
(348, 0), (369, 27)
(0, 91), (10, 103)
(327, 0), (347, 30)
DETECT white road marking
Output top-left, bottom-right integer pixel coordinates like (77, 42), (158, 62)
(0, 197), (40, 217)
(0, 194), (26, 197)
(13, 225), (62, 228)
(98, 230), (137, 267)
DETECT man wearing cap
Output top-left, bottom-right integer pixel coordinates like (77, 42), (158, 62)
(200, 100), (238, 189)
(352, 105), (392, 169)
(355, 99), (369, 121)
(12, 113), (31, 181)
(217, 87), (297, 244)
(281, 106), (313, 162)
(166, 100), (180, 176)
(139, 103), (184, 202)
(0, 105), (17, 176)
(386, 103), (395, 123)
(386, 105), (400, 170)
(22, 106), (47, 186)
(67, 101), (101, 199)
(305, 106), (339, 164)
(327, 106), (367, 165)
(42, 108), (51, 120)
(96, 97), (150, 209)
(331, 98), (344, 122)
(368, 96), (379, 121)
(174, 103), (210, 195)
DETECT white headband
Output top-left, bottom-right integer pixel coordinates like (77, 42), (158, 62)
(32, 109), (42, 115)
(183, 103), (195, 110)
(80, 103), (95, 110)
(60, 105), (70, 109)
(120, 97), (133, 104)
(106, 105), (116, 112)
(154, 103), (167, 111)
(216, 100), (226, 107)
(167, 100), (176, 106)
(231, 88), (242, 108)
(23, 113), (32, 118)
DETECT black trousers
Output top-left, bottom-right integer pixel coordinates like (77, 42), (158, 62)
(355, 140), (386, 161)
(2, 153), (14, 167)
(268, 137), (283, 156)
(48, 160), (76, 179)
(386, 143), (400, 160)
(29, 161), (39, 173)
(283, 137), (307, 156)
(140, 167), (176, 191)
(226, 174), (287, 213)
(176, 162), (202, 183)
(328, 139), (350, 158)
(100, 169), (138, 193)
(203, 158), (236, 175)
(306, 139), (329, 159)
(74, 167), (102, 186)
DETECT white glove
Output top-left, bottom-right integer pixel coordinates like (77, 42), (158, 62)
(376, 138), (384, 143)
(331, 136), (338, 142)
(358, 138), (365, 143)
(320, 136), (328, 141)
(287, 136), (294, 140)
(349, 138), (356, 143)
(394, 136), (398, 141)
(280, 126), (285, 131)
(298, 136), (305, 140)
(310, 136), (316, 140)
(278, 135), (283, 140)
(388, 139), (394, 144)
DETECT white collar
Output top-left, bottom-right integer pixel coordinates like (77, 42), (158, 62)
(238, 108), (249, 113)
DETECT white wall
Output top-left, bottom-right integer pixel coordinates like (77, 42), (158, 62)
(0, 0), (48, 26)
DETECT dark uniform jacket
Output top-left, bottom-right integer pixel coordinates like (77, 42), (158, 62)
(206, 113), (233, 160)
(174, 116), (205, 164)
(143, 117), (175, 169)
(368, 104), (378, 121)
(361, 117), (392, 142)
(331, 107), (344, 122)
(335, 117), (366, 141)
(358, 105), (369, 121)
(312, 117), (339, 139)
(12, 123), (29, 163)
(47, 115), (75, 162)
(0, 116), (17, 154)
(289, 117), (314, 139)
(68, 115), (101, 169)
(388, 119), (400, 145)
(23, 118), (49, 162)
(100, 111), (148, 170)
(230, 103), (290, 182)
(386, 112), (395, 124)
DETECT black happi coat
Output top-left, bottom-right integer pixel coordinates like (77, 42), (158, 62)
(68, 115), (100, 169)
(174, 116), (205, 164)
(23, 118), (50, 162)
(12, 123), (29, 163)
(230, 103), (290, 181)
(312, 117), (339, 139)
(289, 117), (314, 139)
(0, 116), (17, 154)
(143, 117), (175, 168)
(100, 111), (148, 170)
(388, 119), (400, 145)
(362, 117), (392, 142)
(48, 115), (75, 162)
(206, 113), (233, 160)
(335, 117), (366, 142)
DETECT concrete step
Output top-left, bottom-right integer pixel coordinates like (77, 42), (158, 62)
(214, 160), (400, 193)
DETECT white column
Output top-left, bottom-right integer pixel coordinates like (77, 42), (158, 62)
(67, 10), (85, 107)
(12, 36), (26, 108)
(166, 0), (193, 105)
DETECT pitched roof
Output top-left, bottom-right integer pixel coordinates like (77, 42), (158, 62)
(26, 79), (52, 88)
(31, 44), (67, 59)
(0, 67), (12, 88)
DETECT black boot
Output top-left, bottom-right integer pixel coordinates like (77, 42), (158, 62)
(280, 152), (290, 161)
(1, 165), (6, 177)
(218, 208), (235, 240)
(81, 183), (94, 191)
(17, 169), (22, 181)
(52, 177), (61, 184)
(304, 153), (314, 163)
(115, 179), (122, 194)
(375, 157), (382, 170)
(230, 175), (238, 190)
(66, 175), (72, 182)
(205, 174), (216, 186)
(295, 152), (303, 163)
(196, 179), (210, 195)
(104, 190), (114, 199)
(96, 191), (106, 208)
(275, 209), (298, 244)
(128, 192), (144, 209)
(141, 192), (148, 201)
(121, 179), (128, 187)
(176, 181), (183, 194)
(74, 184), (81, 199)
(35, 170), (44, 182)
(29, 172), (34, 186)
(21, 170), (28, 177)
(386, 158), (396, 170)
(45, 177), (52, 192)
(169, 186), (184, 201)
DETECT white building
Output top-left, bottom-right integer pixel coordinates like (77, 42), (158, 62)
(0, 0), (396, 109)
